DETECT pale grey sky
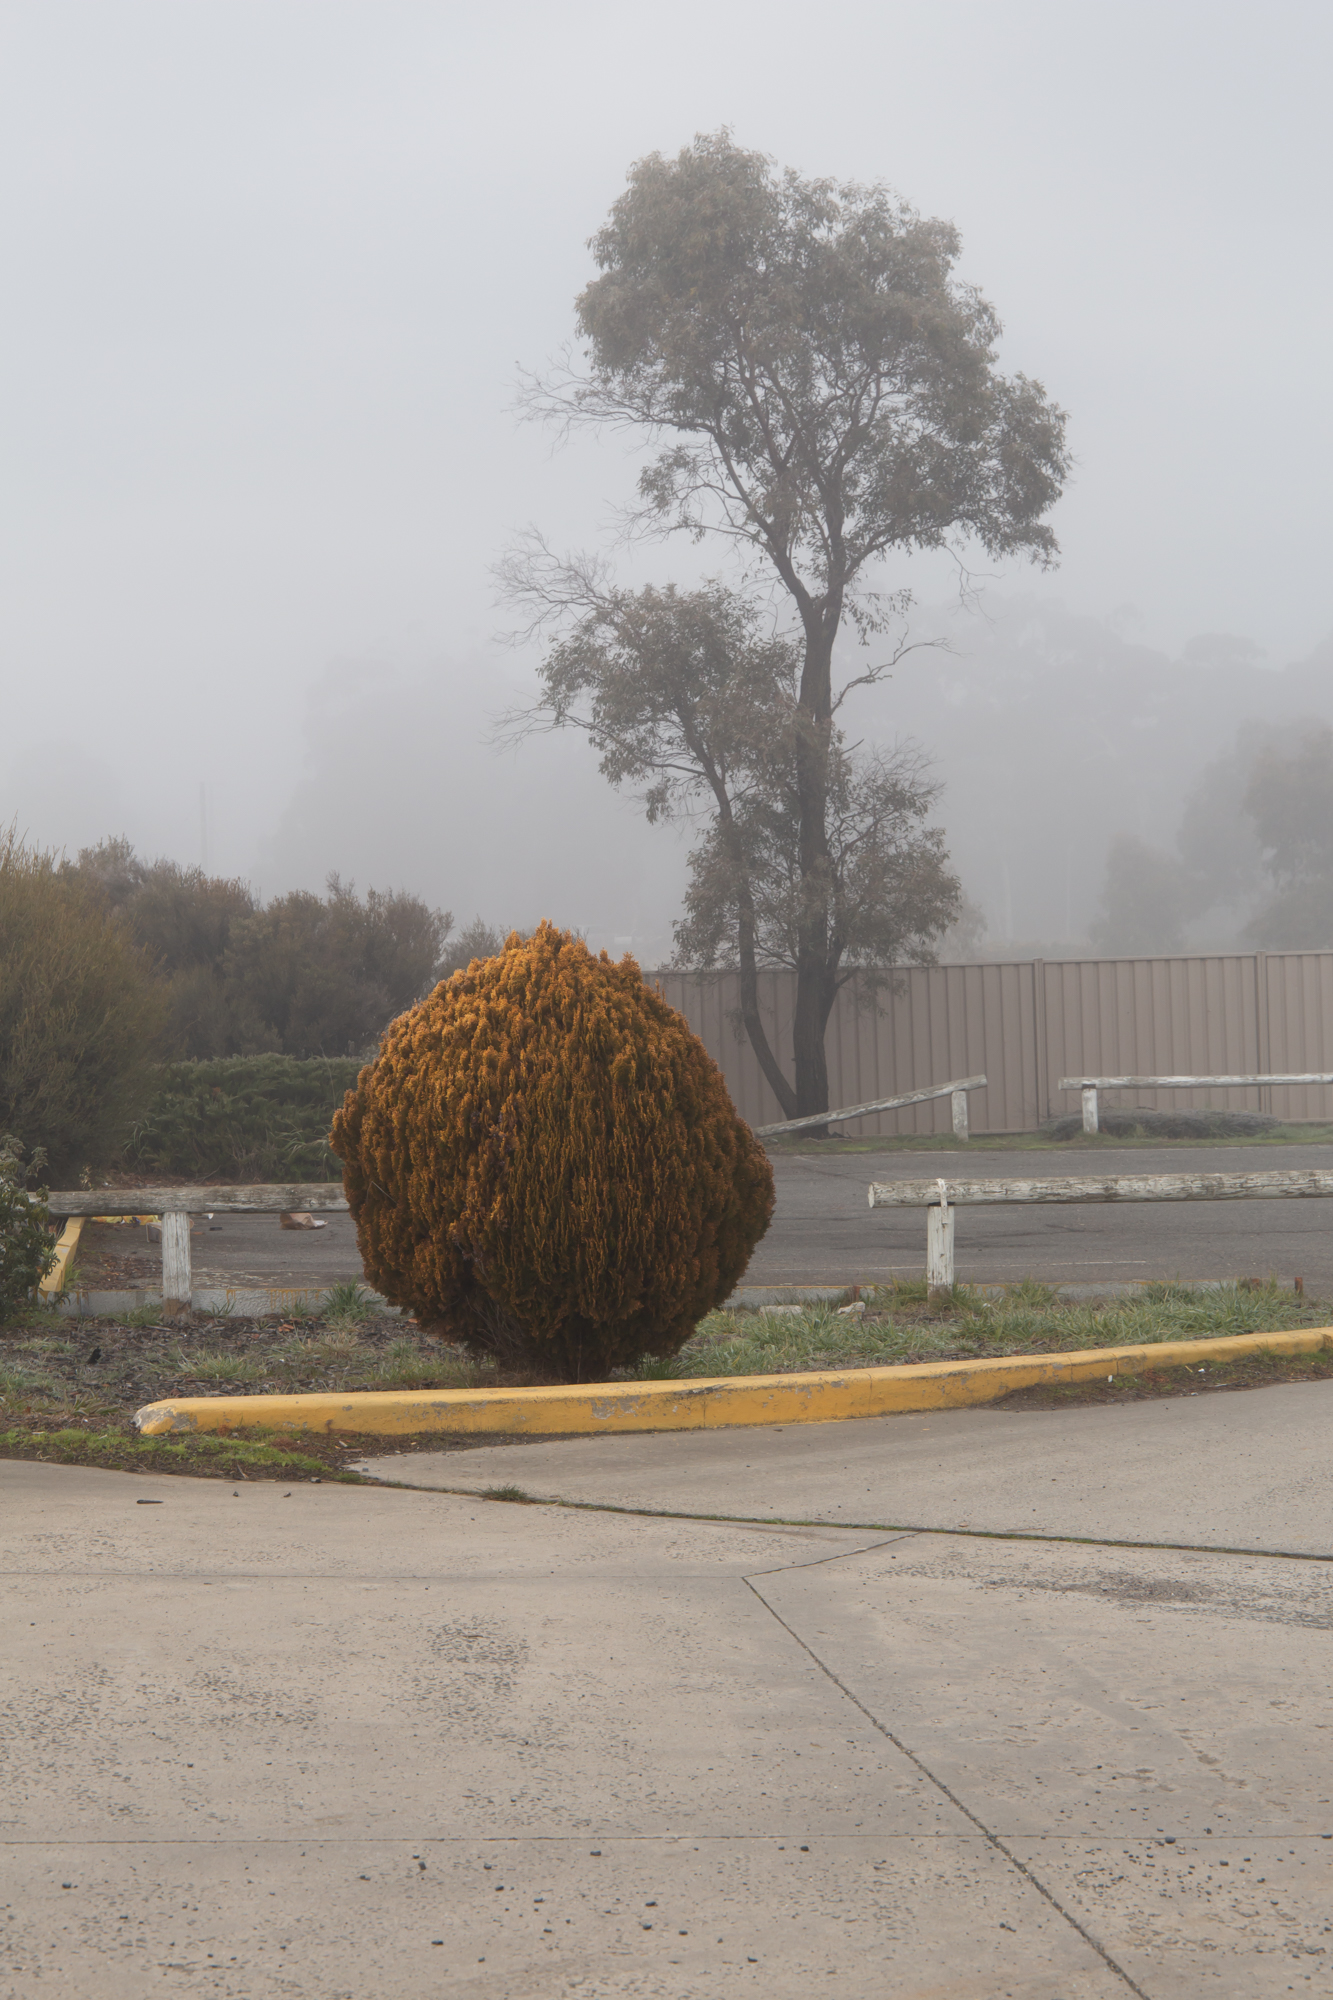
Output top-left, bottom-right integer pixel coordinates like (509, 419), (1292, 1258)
(3, 0), (1330, 950)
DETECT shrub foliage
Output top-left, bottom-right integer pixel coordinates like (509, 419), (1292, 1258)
(332, 921), (774, 1380)
(66, 840), (453, 1059)
(0, 831), (167, 1179)
(127, 1056), (363, 1182)
(0, 1136), (56, 1319)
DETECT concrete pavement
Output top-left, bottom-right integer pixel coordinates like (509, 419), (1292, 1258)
(6, 1380), (1333, 1997)
(355, 1378), (1333, 1554)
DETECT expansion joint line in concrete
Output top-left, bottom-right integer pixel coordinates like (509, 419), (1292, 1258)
(742, 1567), (1152, 2000)
(377, 1480), (1333, 1565)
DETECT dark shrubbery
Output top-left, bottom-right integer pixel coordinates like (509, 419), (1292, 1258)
(0, 832), (167, 1178)
(1044, 1108), (1279, 1141)
(126, 1056), (363, 1182)
(332, 921), (774, 1381)
(67, 841), (453, 1058)
(0, 1136), (56, 1319)
(222, 878), (450, 1058)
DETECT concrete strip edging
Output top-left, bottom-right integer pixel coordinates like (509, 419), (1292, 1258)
(50, 1286), (398, 1318)
(132, 1326), (1333, 1438)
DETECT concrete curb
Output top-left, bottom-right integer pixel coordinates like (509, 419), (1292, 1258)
(132, 1326), (1333, 1438)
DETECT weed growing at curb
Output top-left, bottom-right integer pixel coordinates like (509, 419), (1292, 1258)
(322, 1281), (377, 1328)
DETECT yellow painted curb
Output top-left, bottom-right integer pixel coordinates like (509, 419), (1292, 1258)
(39, 1217), (84, 1297)
(132, 1326), (1333, 1438)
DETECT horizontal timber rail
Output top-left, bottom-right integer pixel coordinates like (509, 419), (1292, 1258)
(1056, 1072), (1333, 1136)
(866, 1166), (1333, 1299)
(44, 1185), (348, 1217)
(41, 1184), (350, 1313)
(755, 1074), (986, 1141)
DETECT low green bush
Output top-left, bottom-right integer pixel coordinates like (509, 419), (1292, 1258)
(0, 1137), (56, 1320)
(125, 1055), (363, 1181)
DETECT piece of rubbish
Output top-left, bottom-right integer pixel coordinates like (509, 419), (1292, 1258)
(280, 1212), (327, 1230)
(136, 1498), (163, 1505)
(837, 1300), (866, 1316)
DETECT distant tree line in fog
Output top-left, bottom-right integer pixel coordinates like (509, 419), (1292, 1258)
(1093, 723), (1333, 955)
(60, 838), (508, 1059)
(0, 825), (507, 1177)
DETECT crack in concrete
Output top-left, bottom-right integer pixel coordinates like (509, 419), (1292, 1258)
(351, 1475), (1333, 1565)
(743, 1552), (1154, 1999)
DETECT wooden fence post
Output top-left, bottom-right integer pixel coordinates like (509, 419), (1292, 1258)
(926, 1190), (954, 1298)
(951, 1089), (970, 1141)
(1081, 1085), (1100, 1136)
(161, 1211), (192, 1313)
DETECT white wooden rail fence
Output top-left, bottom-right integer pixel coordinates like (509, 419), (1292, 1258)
(1058, 1073), (1333, 1137)
(755, 1074), (987, 1141)
(44, 1185), (348, 1312)
(867, 1166), (1333, 1299)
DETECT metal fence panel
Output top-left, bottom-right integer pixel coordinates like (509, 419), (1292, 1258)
(653, 951), (1333, 1135)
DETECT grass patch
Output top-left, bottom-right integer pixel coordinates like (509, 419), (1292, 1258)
(1, 1276), (1328, 1481)
(626, 1279), (1330, 1379)
(0, 1425), (365, 1481)
(482, 1484), (539, 1503)
(994, 1346), (1333, 1410)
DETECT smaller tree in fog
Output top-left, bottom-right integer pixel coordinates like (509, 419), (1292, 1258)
(1244, 726), (1333, 947)
(1090, 836), (1190, 955)
(506, 572), (959, 1120)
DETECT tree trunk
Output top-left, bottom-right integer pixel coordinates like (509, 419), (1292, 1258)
(724, 808), (797, 1121)
(738, 936), (797, 1121)
(792, 613), (838, 1121)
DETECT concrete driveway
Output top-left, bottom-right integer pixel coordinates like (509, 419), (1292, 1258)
(5, 1381), (1333, 1997)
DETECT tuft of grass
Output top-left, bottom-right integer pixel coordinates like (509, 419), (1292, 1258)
(482, 1483), (538, 1503)
(116, 1305), (165, 1330)
(323, 1281), (376, 1328)
(182, 1350), (266, 1386)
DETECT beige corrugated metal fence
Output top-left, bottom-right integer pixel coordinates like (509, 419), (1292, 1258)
(651, 951), (1333, 1136)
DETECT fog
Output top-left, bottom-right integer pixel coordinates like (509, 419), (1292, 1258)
(3, 1), (1331, 960)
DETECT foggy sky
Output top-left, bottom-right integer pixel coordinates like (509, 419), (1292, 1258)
(3, 1), (1331, 957)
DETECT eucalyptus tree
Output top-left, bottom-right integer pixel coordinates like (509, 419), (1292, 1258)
(518, 132), (1069, 1115)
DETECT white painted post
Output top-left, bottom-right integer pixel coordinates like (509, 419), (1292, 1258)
(951, 1088), (969, 1141)
(1081, 1085), (1099, 1136)
(926, 1194), (955, 1299)
(161, 1210), (192, 1312)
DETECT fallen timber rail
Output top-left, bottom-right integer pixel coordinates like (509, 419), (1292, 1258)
(866, 1167), (1333, 1298)
(756, 1074), (987, 1141)
(1057, 1071), (1333, 1136)
(43, 1184), (349, 1313)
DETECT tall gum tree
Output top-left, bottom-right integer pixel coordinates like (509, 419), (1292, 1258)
(525, 132), (1070, 1116)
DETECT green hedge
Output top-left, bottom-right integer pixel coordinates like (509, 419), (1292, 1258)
(125, 1057), (364, 1182)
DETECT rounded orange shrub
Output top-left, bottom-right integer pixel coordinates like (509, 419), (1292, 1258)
(330, 922), (774, 1381)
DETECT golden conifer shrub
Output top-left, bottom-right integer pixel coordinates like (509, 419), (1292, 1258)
(330, 922), (774, 1381)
